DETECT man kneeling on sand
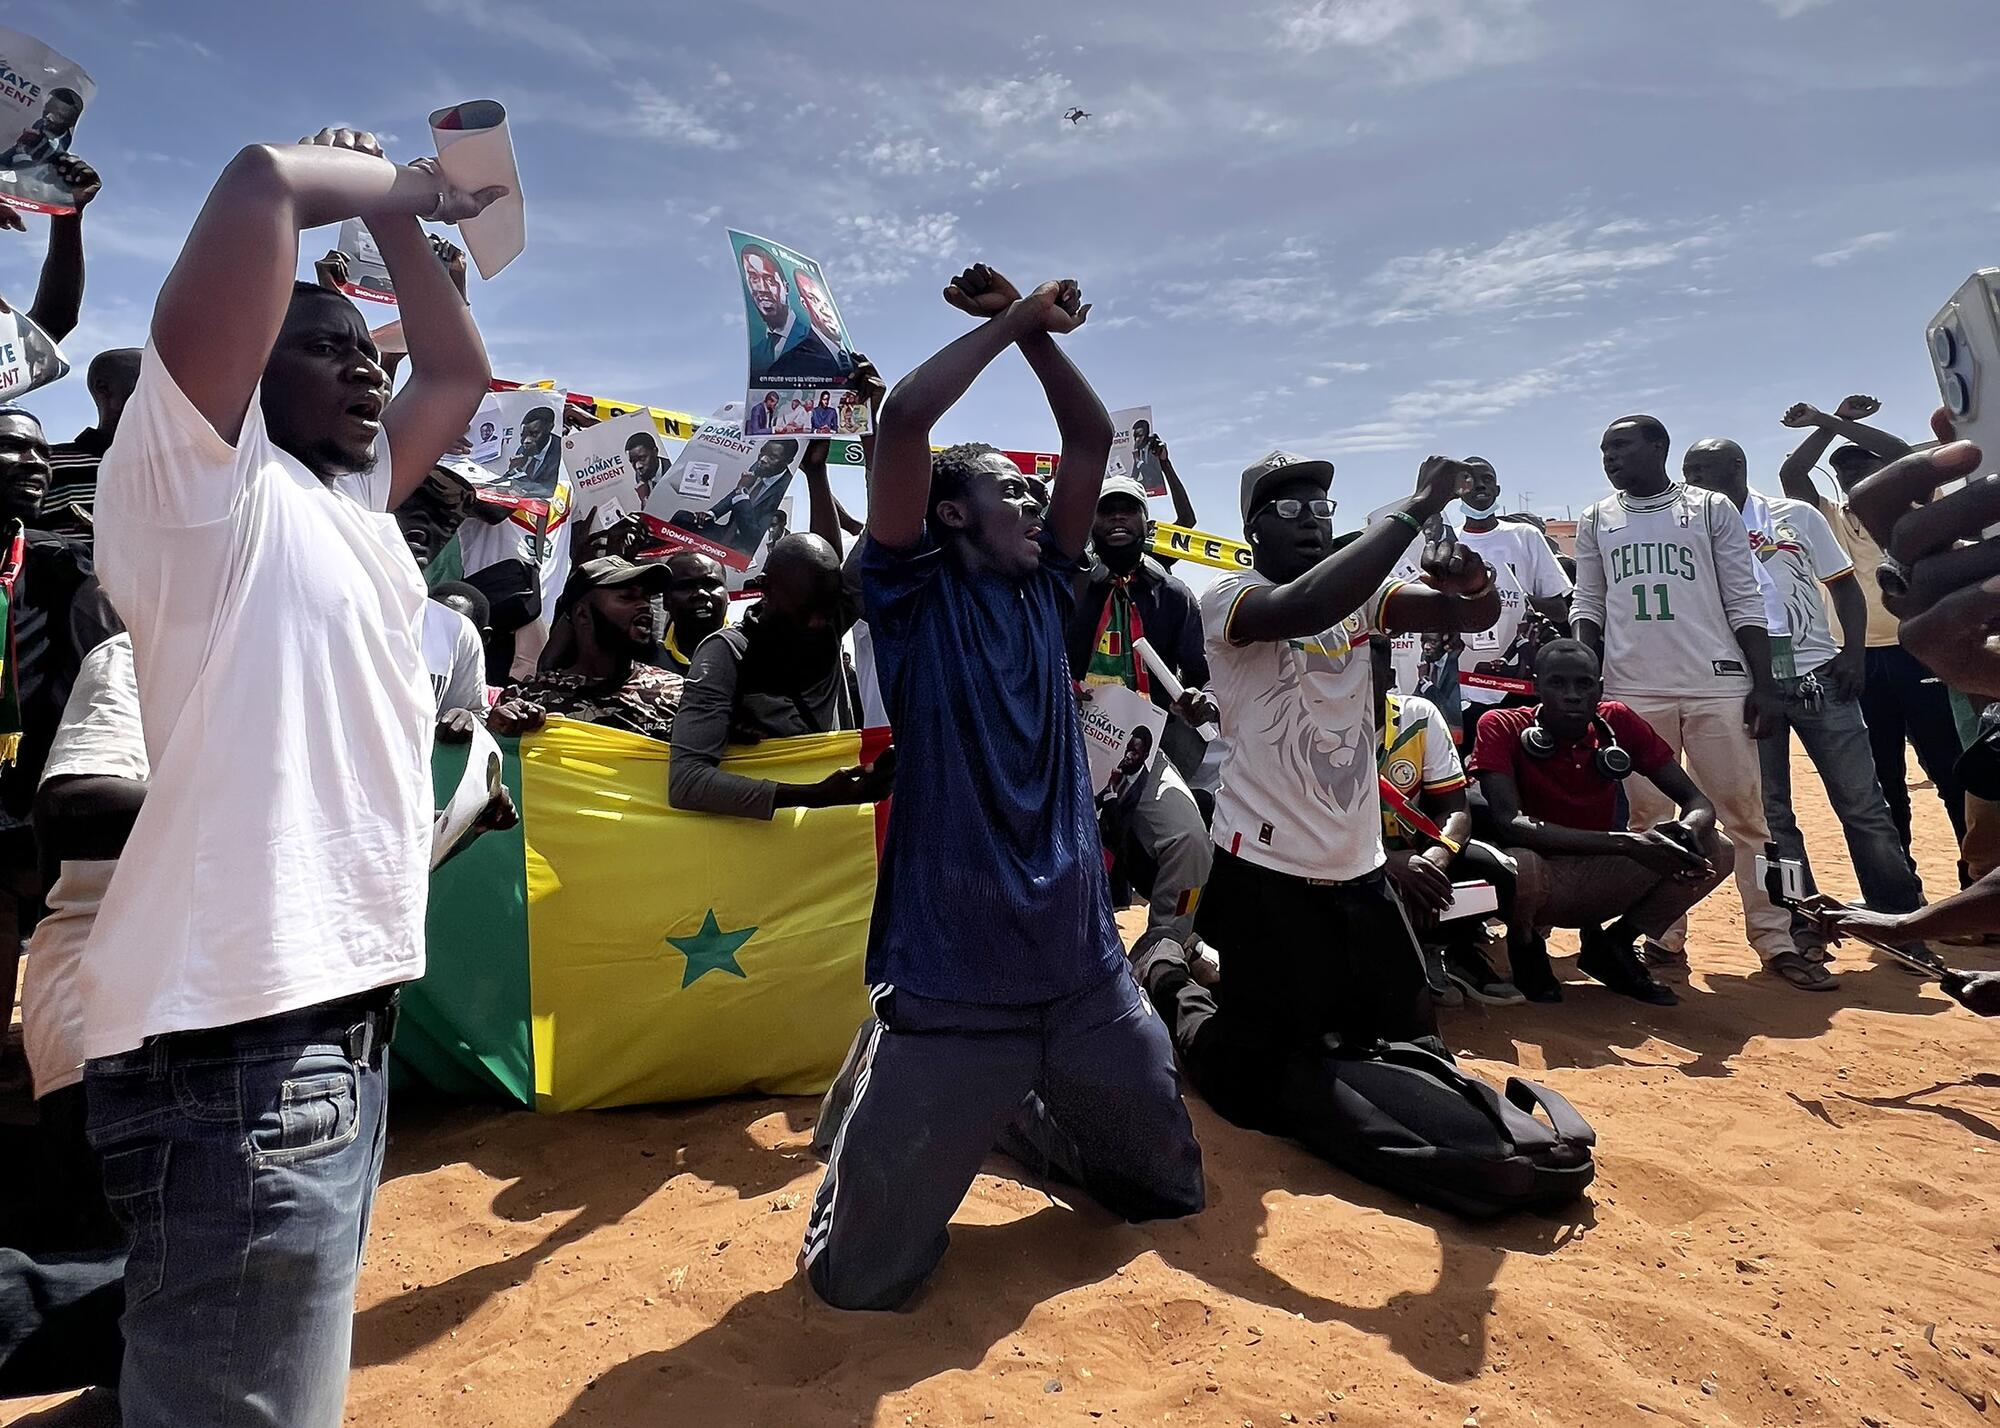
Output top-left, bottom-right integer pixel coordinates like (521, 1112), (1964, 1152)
(1468, 639), (1731, 1007)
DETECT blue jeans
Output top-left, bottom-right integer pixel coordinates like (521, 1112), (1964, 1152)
(1759, 676), (1925, 950)
(82, 994), (395, 1428)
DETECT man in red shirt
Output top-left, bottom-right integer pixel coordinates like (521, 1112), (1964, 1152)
(1469, 639), (1730, 1006)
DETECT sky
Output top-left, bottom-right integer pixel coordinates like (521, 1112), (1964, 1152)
(3, 0), (1997, 588)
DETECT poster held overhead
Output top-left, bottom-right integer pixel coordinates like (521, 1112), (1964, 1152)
(561, 408), (657, 520)
(730, 229), (868, 435)
(334, 218), (397, 304)
(641, 409), (799, 575)
(1110, 407), (1164, 497)
(0, 292), (68, 400)
(0, 27), (94, 216)
(429, 100), (522, 279)
(459, 386), (568, 513)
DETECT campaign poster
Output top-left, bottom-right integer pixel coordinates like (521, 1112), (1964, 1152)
(1079, 683), (1168, 801)
(0, 28), (93, 216)
(0, 292), (68, 400)
(561, 408), (661, 519)
(459, 386), (569, 513)
(640, 411), (798, 574)
(1109, 407), (1165, 497)
(730, 229), (868, 435)
(335, 218), (396, 305)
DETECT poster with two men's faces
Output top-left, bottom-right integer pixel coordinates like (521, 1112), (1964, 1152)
(731, 229), (869, 438)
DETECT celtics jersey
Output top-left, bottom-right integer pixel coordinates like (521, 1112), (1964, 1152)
(1572, 483), (1768, 699)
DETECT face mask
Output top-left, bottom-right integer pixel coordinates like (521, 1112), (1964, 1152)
(1460, 494), (1499, 519)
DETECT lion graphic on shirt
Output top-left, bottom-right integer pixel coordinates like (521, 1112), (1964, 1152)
(1248, 617), (1376, 816)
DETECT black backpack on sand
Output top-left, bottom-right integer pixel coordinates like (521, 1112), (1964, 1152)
(1281, 1042), (1596, 1219)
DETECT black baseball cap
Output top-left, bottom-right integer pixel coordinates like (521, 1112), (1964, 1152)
(553, 556), (669, 617)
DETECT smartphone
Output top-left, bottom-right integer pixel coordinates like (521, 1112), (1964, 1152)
(1755, 842), (1807, 908)
(1927, 270), (2000, 486)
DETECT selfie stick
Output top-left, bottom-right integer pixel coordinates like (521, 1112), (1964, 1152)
(1133, 638), (1220, 742)
(1763, 842), (1953, 979)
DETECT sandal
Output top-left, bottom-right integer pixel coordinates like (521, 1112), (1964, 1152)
(1768, 950), (1840, 991)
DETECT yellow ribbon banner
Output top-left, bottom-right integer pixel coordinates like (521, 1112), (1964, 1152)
(1150, 522), (1253, 572)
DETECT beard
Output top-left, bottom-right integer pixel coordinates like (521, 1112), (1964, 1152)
(587, 603), (655, 662)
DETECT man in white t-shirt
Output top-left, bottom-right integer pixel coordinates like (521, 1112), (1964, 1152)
(1572, 415), (1807, 987)
(1684, 438), (1926, 963)
(1136, 449), (1499, 1133)
(17, 632), (145, 1257)
(1452, 457), (1573, 748)
(82, 126), (507, 1427)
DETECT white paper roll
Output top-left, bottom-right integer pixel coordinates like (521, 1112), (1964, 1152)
(428, 100), (523, 280)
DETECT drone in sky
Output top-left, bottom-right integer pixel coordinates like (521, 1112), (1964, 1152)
(1064, 107), (1091, 125)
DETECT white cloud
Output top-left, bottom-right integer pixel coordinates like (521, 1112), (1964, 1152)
(416, 0), (617, 72)
(854, 137), (953, 176)
(1273, 0), (1542, 82)
(620, 82), (740, 150)
(1366, 215), (1713, 324)
(947, 71), (1071, 127)
(1158, 274), (1312, 326)
(1808, 230), (1901, 268)
(826, 211), (963, 291)
(1763, 0), (1833, 15)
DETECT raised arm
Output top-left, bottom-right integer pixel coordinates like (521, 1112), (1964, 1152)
(1154, 435), (1197, 531)
(1015, 313), (1109, 561)
(152, 127), (503, 447)
(25, 155), (98, 343)
(800, 440), (843, 551)
(1229, 457), (1473, 644)
(376, 225), (488, 507)
(1778, 396), (1911, 507)
(867, 264), (1087, 551)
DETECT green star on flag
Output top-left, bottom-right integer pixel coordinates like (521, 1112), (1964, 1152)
(666, 910), (756, 988)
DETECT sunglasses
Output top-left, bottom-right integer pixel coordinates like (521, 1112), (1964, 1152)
(1259, 497), (1337, 521)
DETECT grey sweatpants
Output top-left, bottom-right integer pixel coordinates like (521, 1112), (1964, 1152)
(1126, 754), (1213, 958)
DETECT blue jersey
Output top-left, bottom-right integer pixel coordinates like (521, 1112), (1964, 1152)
(859, 528), (1124, 1004)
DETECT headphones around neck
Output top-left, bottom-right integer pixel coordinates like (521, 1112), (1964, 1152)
(1520, 711), (1633, 781)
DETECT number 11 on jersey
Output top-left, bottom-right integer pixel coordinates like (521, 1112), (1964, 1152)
(1633, 582), (1675, 622)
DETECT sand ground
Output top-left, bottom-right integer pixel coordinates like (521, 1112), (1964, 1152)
(6, 749), (1997, 1428)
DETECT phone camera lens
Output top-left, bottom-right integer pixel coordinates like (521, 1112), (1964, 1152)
(1931, 325), (1958, 366)
(1942, 371), (1971, 416)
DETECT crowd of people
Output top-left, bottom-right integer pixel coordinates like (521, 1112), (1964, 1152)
(0, 107), (1996, 1426)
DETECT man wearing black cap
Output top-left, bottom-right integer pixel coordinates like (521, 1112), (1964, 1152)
(489, 556), (683, 742)
(1138, 449), (1499, 1128)
(1068, 471), (1216, 973)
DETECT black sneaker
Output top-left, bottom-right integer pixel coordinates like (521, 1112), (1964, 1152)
(1423, 943), (1464, 1008)
(1578, 927), (1679, 1006)
(1445, 943), (1526, 1006)
(1508, 931), (1564, 1003)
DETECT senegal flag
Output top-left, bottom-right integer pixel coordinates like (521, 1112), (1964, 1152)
(398, 717), (885, 1113)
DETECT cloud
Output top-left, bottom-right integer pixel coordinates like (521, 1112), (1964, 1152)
(620, 82), (740, 150)
(1273, 0), (1542, 82)
(853, 137), (953, 176)
(1763, 0), (1833, 15)
(1808, 230), (1901, 267)
(946, 71), (1071, 127)
(1157, 274), (1311, 326)
(824, 211), (962, 292)
(416, 0), (618, 72)
(1365, 215), (1713, 323)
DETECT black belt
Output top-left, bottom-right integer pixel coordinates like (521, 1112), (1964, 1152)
(147, 987), (401, 1067)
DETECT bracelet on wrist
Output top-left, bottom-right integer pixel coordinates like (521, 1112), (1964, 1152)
(1389, 510), (1423, 537)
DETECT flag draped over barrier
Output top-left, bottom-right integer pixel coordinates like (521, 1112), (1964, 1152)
(398, 718), (884, 1113)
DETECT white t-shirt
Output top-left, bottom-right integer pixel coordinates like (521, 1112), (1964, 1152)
(21, 634), (148, 1098)
(83, 346), (434, 1059)
(1453, 521), (1573, 706)
(1744, 492), (1852, 677)
(1200, 571), (1403, 881)
(1571, 484), (1767, 701)
(423, 600), (489, 714)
